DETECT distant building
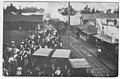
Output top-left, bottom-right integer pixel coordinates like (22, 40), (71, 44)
(44, 13), (51, 19)
(75, 13), (119, 44)
(74, 14), (97, 42)
(4, 14), (44, 30)
(74, 13), (119, 59)
(94, 13), (119, 40)
(70, 13), (81, 25)
(51, 12), (81, 26)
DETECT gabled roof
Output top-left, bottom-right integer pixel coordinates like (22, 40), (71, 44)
(92, 13), (119, 19)
(81, 13), (119, 20)
(82, 19), (97, 35)
(83, 27), (97, 35)
(75, 19), (97, 35)
(52, 49), (71, 58)
(69, 58), (91, 68)
(4, 14), (43, 22)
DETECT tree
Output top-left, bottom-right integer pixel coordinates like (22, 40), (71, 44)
(84, 5), (88, 11)
(106, 9), (111, 13)
(58, 5), (77, 16)
(117, 7), (119, 13)
(95, 9), (101, 13)
(80, 5), (104, 14)
(17, 6), (22, 14)
(4, 4), (45, 15)
(4, 3), (18, 15)
(114, 6), (119, 14)
(92, 8), (95, 13)
(80, 5), (92, 14)
(22, 7), (45, 13)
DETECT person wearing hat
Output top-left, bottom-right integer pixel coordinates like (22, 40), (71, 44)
(23, 53), (29, 67)
(3, 68), (9, 76)
(97, 46), (102, 57)
(11, 41), (19, 56)
(20, 45), (24, 51)
(4, 46), (12, 63)
(54, 67), (61, 76)
(54, 43), (58, 49)
(16, 67), (22, 76)
(59, 41), (63, 49)
(11, 41), (15, 48)
(11, 41), (15, 44)
(21, 41), (25, 45)
(26, 69), (32, 76)
(8, 57), (16, 75)
(14, 48), (20, 55)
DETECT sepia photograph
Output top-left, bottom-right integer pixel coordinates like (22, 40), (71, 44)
(2, 0), (119, 77)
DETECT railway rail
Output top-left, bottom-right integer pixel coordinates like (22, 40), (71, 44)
(61, 34), (115, 77)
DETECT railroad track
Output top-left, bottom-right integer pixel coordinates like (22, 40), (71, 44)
(61, 35), (114, 77)
(62, 35), (82, 58)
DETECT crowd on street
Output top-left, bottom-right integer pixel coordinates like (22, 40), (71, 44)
(3, 24), (68, 76)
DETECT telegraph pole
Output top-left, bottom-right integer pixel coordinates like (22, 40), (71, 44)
(68, 2), (70, 47)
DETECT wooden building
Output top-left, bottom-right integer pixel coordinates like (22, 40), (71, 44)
(3, 14), (44, 30)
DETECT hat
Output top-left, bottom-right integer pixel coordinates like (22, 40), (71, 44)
(17, 67), (22, 71)
(14, 54), (18, 58)
(10, 57), (14, 61)
(57, 67), (60, 70)
(11, 41), (15, 44)
(21, 41), (24, 44)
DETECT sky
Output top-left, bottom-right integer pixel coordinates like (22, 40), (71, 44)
(3, 1), (119, 18)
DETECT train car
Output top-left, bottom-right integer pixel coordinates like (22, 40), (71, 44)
(51, 49), (71, 76)
(69, 58), (92, 77)
(32, 48), (54, 76)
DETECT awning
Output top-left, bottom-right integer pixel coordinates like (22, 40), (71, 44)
(33, 48), (53, 57)
(93, 34), (118, 44)
(83, 29), (97, 35)
(69, 58), (91, 68)
(74, 24), (84, 30)
(82, 20), (97, 35)
(52, 49), (71, 58)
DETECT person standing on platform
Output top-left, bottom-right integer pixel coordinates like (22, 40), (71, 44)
(97, 46), (102, 58)
(59, 41), (63, 49)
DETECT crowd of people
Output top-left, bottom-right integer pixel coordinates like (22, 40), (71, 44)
(3, 25), (68, 76)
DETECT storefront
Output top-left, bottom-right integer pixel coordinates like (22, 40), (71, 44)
(93, 34), (118, 59)
(80, 25), (97, 42)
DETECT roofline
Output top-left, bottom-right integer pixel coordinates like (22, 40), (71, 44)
(81, 13), (119, 19)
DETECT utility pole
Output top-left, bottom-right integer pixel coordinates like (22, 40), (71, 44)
(68, 2), (70, 47)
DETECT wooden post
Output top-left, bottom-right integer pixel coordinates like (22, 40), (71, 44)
(68, 2), (70, 47)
